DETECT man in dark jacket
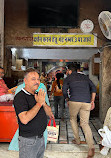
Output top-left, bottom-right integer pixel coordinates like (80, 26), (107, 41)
(63, 63), (96, 158)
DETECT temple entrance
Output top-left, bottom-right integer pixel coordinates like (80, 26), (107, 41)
(7, 47), (99, 118)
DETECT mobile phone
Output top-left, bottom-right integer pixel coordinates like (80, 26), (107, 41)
(34, 91), (38, 95)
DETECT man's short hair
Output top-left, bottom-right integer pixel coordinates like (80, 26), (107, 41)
(76, 63), (81, 70)
(24, 68), (38, 78)
(67, 63), (76, 72)
(55, 70), (61, 73)
(56, 73), (64, 79)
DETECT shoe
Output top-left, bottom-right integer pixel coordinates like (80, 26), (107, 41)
(87, 148), (95, 158)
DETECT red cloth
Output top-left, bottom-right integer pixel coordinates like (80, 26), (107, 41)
(0, 79), (9, 96)
(0, 101), (13, 106)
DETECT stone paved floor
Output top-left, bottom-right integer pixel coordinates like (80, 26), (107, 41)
(0, 118), (110, 158)
(48, 118), (102, 145)
(49, 100), (102, 145)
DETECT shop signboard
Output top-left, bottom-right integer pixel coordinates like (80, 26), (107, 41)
(33, 33), (97, 47)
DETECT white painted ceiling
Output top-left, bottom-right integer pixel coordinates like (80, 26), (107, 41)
(12, 48), (98, 61)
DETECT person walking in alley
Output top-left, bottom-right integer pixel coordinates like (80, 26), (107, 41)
(62, 63), (96, 158)
(13, 68), (54, 158)
(50, 73), (64, 120)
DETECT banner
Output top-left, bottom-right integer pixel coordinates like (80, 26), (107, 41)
(33, 33), (97, 47)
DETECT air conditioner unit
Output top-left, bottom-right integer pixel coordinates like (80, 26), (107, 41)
(98, 11), (111, 40)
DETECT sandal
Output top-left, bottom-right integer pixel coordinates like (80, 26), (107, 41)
(72, 139), (80, 145)
(80, 141), (87, 144)
(72, 139), (87, 145)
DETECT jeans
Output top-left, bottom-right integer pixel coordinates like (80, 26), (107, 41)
(18, 136), (45, 158)
(54, 96), (64, 118)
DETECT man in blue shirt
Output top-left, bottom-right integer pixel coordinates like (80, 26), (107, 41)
(63, 63), (96, 158)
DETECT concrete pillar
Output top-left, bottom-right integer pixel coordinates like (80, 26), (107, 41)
(89, 58), (98, 86)
(99, 47), (111, 122)
(0, 0), (4, 67)
(5, 48), (12, 77)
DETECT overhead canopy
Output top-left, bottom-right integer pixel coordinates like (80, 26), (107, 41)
(11, 48), (98, 61)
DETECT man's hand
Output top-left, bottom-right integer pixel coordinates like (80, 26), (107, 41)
(90, 101), (95, 110)
(90, 93), (96, 110)
(34, 89), (46, 106)
(48, 111), (54, 119)
(66, 98), (69, 107)
(67, 101), (69, 107)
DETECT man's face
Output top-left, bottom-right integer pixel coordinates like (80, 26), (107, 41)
(67, 69), (72, 75)
(0, 69), (4, 78)
(24, 72), (40, 92)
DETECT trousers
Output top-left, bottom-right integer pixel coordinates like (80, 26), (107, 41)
(69, 101), (94, 149)
(18, 135), (45, 158)
(54, 96), (64, 118)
